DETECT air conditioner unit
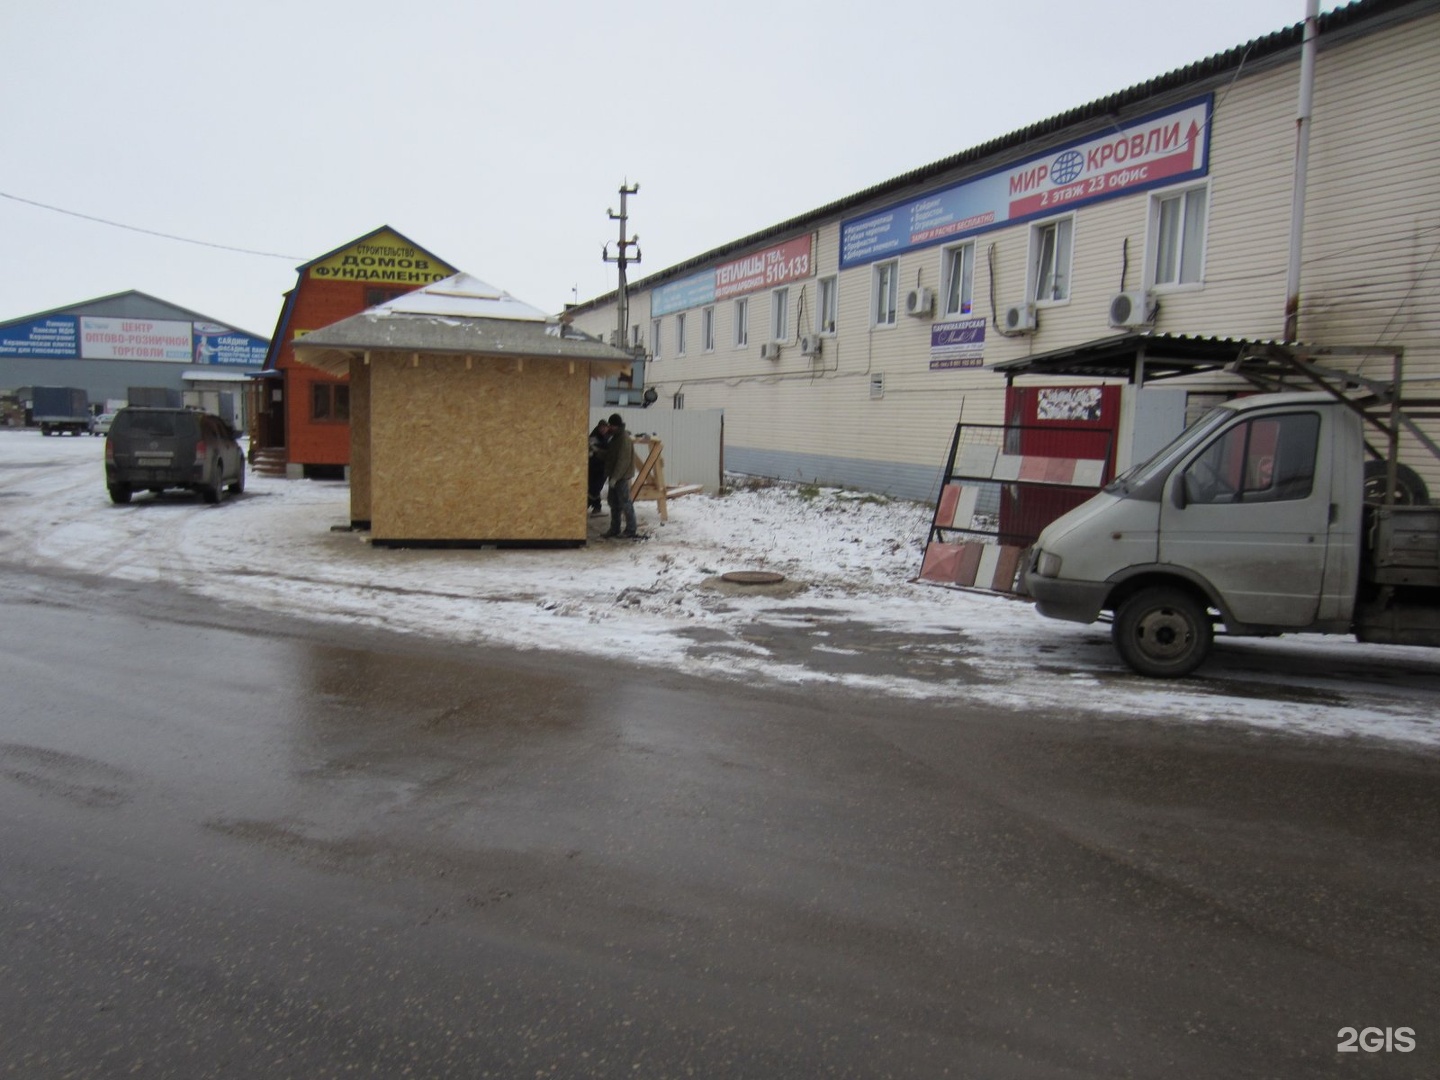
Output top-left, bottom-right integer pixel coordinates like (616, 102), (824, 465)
(799, 334), (821, 357)
(1003, 302), (1038, 334)
(904, 287), (935, 318)
(1108, 290), (1154, 329)
(759, 341), (781, 360)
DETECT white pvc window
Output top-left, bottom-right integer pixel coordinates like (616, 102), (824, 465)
(771, 287), (789, 341)
(676, 312), (687, 356)
(650, 318), (661, 359)
(874, 260), (899, 326)
(702, 306), (715, 352)
(942, 243), (975, 316)
(1030, 217), (1074, 303)
(734, 297), (749, 347)
(1153, 185), (1208, 287)
(817, 275), (837, 334)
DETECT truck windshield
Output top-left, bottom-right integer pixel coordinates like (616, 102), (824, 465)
(1104, 407), (1232, 497)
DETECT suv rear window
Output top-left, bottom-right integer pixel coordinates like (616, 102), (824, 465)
(112, 411), (196, 439)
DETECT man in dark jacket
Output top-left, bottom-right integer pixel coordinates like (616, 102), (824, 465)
(586, 418), (611, 514)
(602, 413), (637, 538)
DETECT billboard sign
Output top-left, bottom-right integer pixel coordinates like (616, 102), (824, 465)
(191, 323), (268, 367)
(307, 228), (456, 285)
(80, 317), (194, 362)
(0, 316), (79, 358)
(652, 235), (814, 317)
(842, 96), (1211, 268)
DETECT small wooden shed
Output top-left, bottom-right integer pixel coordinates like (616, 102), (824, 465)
(292, 273), (634, 547)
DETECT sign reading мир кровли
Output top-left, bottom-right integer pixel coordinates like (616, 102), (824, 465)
(841, 96), (1212, 268)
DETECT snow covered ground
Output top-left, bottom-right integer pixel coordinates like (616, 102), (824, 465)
(3, 428), (1438, 749)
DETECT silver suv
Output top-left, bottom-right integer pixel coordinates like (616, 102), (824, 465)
(105, 407), (245, 505)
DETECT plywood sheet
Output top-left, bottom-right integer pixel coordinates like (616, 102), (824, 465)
(369, 354), (589, 542)
(349, 358), (372, 524)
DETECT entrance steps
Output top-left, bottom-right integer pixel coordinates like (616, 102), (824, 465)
(249, 447), (288, 477)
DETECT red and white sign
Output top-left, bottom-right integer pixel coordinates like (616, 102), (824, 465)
(80, 317), (193, 362)
(714, 237), (813, 300)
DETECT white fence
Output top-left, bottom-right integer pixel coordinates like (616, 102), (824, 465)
(592, 408), (723, 491)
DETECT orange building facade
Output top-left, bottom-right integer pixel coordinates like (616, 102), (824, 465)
(250, 227), (456, 477)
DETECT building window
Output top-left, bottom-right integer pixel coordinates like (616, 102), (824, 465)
(651, 318), (662, 359)
(817, 275), (837, 334)
(873, 260), (899, 326)
(364, 287), (407, 307)
(631, 324), (641, 348)
(942, 243), (975, 316)
(702, 306), (715, 352)
(676, 312), (687, 356)
(1030, 217), (1074, 303)
(734, 297), (749, 347)
(1153, 184), (1208, 287)
(311, 383), (350, 422)
(771, 287), (789, 342)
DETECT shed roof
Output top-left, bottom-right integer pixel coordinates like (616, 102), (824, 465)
(292, 273), (635, 377)
(990, 332), (1266, 382)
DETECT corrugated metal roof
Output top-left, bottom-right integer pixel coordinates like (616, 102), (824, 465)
(991, 331), (1269, 380)
(990, 331), (1411, 388)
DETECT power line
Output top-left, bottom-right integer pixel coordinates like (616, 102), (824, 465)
(1, 191), (304, 260)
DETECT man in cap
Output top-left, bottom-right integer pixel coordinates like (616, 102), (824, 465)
(601, 413), (637, 539)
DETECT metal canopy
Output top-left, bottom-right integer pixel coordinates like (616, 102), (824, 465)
(992, 332), (1273, 383)
(992, 332), (1440, 467)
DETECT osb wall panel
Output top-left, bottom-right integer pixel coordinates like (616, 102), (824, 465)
(348, 358), (371, 523)
(369, 354), (590, 541)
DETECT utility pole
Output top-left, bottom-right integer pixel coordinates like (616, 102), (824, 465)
(602, 182), (641, 354)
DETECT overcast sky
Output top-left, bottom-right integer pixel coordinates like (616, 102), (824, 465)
(2, 0), (1338, 339)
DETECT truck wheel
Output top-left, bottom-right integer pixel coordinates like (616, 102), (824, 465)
(1363, 460), (1429, 505)
(1112, 586), (1213, 678)
(108, 484), (132, 505)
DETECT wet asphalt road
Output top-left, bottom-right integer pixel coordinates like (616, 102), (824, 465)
(1, 566), (1438, 1078)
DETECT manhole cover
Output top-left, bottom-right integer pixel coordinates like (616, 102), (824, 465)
(720, 571), (786, 585)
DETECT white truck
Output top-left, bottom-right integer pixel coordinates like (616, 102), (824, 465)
(1022, 391), (1440, 676)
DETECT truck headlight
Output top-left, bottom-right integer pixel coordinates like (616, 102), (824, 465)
(1034, 550), (1063, 578)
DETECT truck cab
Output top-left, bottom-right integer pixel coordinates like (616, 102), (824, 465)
(1023, 393), (1368, 676)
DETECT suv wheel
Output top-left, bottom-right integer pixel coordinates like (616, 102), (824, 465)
(202, 466), (224, 505)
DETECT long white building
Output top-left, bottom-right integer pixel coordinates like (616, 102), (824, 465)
(566, 0), (1439, 507)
